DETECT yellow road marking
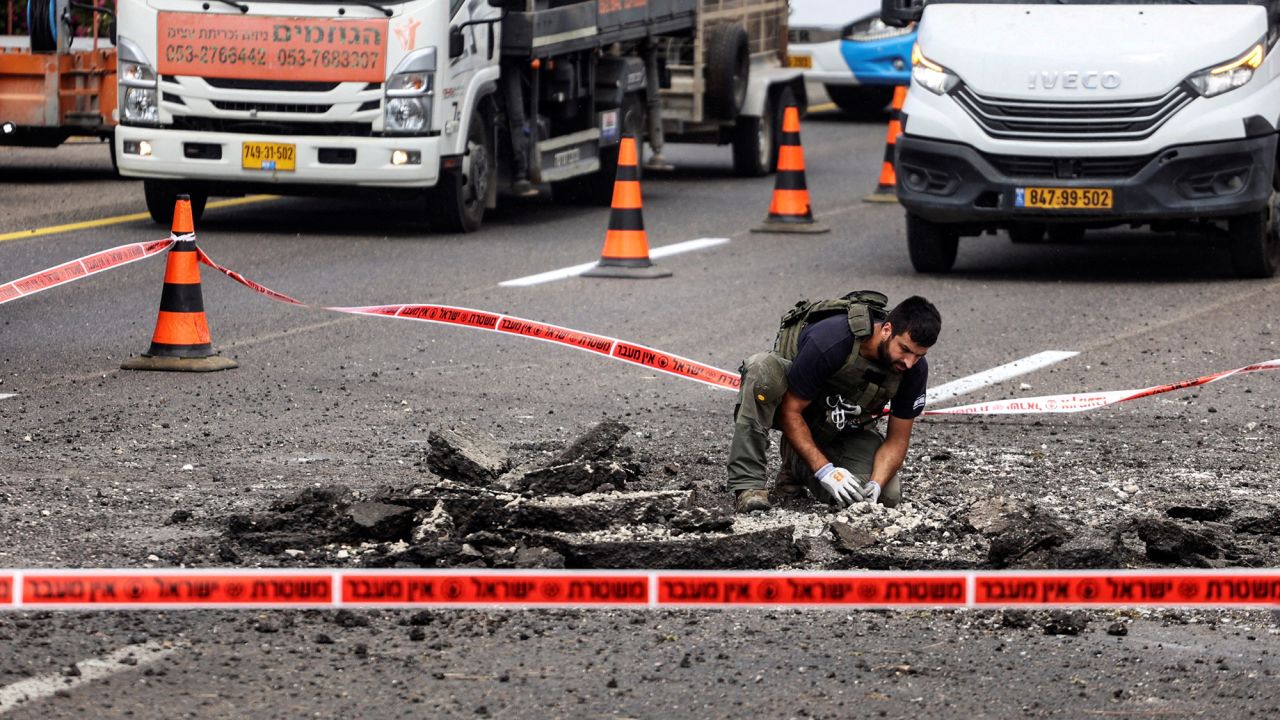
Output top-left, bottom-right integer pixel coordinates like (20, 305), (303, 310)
(0, 195), (278, 244)
(809, 101), (838, 113)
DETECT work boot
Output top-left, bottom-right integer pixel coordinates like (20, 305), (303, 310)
(734, 489), (771, 514)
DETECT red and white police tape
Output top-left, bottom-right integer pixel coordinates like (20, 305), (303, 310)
(2, 239), (1275, 411)
(195, 248), (743, 391)
(0, 568), (1277, 610)
(0, 238), (174, 306)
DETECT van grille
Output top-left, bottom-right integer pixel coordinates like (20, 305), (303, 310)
(985, 153), (1154, 179)
(954, 84), (1195, 141)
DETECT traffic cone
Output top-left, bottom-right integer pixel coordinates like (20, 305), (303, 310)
(582, 135), (672, 279)
(864, 85), (908, 203)
(752, 106), (829, 234)
(121, 195), (238, 372)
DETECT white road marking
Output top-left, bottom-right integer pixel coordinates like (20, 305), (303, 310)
(499, 237), (730, 287)
(927, 351), (1079, 405)
(0, 642), (179, 714)
(0, 394), (14, 401)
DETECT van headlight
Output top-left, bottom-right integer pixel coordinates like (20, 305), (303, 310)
(912, 44), (959, 95)
(384, 63), (434, 134)
(1186, 41), (1265, 98)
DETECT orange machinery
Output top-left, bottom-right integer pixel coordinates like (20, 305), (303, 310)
(0, 0), (115, 147)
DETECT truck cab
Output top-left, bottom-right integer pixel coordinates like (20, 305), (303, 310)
(883, 0), (1280, 278)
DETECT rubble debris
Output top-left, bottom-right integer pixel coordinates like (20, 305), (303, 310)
(1105, 622), (1128, 637)
(549, 419), (630, 465)
(520, 461), (631, 496)
(1042, 610), (1088, 636)
(1132, 518), (1228, 567)
(346, 502), (415, 541)
(795, 535), (842, 565)
(540, 526), (798, 569)
(985, 505), (1072, 567)
(505, 491), (687, 533)
(1165, 505), (1232, 522)
(1000, 610), (1035, 629)
(426, 425), (510, 485)
(830, 522), (877, 552)
(1232, 507), (1280, 535)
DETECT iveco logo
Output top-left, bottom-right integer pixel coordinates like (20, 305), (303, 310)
(1028, 71), (1121, 90)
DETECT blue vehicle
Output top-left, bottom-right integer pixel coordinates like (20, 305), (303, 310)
(787, 0), (915, 115)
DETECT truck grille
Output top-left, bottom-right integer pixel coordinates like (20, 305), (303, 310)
(211, 100), (332, 114)
(171, 116), (374, 137)
(953, 85), (1195, 141)
(985, 153), (1154, 179)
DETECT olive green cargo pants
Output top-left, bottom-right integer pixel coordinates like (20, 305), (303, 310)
(727, 352), (900, 507)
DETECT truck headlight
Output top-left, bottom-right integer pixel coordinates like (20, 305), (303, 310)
(384, 72), (433, 134)
(911, 43), (959, 95)
(1186, 42), (1265, 98)
(847, 17), (913, 42)
(124, 87), (158, 124)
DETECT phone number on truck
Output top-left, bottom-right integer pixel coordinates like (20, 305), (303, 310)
(163, 45), (381, 70)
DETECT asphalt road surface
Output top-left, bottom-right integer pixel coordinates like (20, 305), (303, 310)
(1, 107), (1279, 719)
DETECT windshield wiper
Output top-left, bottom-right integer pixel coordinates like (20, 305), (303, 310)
(212, 0), (248, 13)
(347, 0), (393, 16)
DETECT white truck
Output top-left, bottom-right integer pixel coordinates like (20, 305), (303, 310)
(882, 0), (1280, 278)
(114, 0), (804, 230)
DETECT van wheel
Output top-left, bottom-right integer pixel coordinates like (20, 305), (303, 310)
(143, 181), (208, 227)
(906, 212), (958, 273)
(426, 107), (492, 233)
(1047, 226), (1086, 243)
(1227, 192), (1280, 278)
(1008, 224), (1044, 244)
(704, 24), (750, 120)
(733, 86), (793, 177)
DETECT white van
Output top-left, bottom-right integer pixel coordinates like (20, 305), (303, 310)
(882, 0), (1280, 278)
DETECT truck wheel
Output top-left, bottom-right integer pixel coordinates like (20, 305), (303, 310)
(28, 0), (57, 52)
(1008, 224), (1045, 244)
(732, 85), (794, 177)
(704, 24), (749, 120)
(906, 212), (959, 273)
(1227, 193), (1280, 278)
(825, 85), (894, 119)
(143, 180), (208, 227)
(427, 108), (492, 233)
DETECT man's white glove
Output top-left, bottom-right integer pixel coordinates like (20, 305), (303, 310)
(815, 463), (864, 507)
(860, 480), (881, 505)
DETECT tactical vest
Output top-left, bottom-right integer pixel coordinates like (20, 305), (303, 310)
(773, 291), (901, 442)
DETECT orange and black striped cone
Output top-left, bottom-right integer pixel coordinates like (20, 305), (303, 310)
(121, 195), (237, 372)
(752, 106), (829, 234)
(582, 135), (672, 279)
(864, 85), (908, 203)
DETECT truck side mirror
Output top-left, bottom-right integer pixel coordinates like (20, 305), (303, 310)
(449, 27), (465, 59)
(487, 0), (509, 7)
(881, 0), (924, 28)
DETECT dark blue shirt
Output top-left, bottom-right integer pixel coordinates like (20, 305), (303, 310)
(786, 314), (928, 419)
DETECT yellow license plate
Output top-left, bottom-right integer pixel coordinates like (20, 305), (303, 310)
(241, 141), (296, 171)
(786, 55), (813, 69)
(1017, 186), (1112, 210)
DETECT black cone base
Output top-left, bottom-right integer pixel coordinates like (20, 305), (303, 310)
(582, 263), (673, 279)
(121, 354), (239, 372)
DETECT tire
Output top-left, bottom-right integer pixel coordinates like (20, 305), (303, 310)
(426, 107), (493, 233)
(143, 180), (208, 227)
(553, 93), (645, 206)
(732, 86), (793, 177)
(1227, 191), (1280, 278)
(825, 84), (895, 119)
(906, 212), (959, 273)
(704, 24), (750, 120)
(28, 0), (57, 52)
(1047, 225), (1086, 244)
(1008, 224), (1045, 244)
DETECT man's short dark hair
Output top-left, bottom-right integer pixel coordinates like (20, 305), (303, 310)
(886, 296), (941, 347)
